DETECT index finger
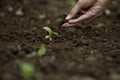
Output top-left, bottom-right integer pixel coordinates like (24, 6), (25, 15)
(68, 0), (110, 24)
(65, 1), (82, 20)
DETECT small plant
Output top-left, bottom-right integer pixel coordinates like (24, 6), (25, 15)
(37, 44), (46, 57)
(19, 62), (35, 79)
(68, 0), (77, 7)
(43, 27), (58, 41)
(19, 62), (43, 80)
(27, 44), (46, 58)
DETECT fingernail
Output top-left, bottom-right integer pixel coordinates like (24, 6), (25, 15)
(68, 20), (72, 23)
(65, 15), (71, 20)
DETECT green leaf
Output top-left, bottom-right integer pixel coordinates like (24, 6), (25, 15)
(68, 0), (77, 7)
(37, 44), (46, 57)
(45, 35), (50, 39)
(53, 32), (58, 35)
(43, 27), (58, 41)
(43, 27), (53, 35)
(19, 62), (35, 79)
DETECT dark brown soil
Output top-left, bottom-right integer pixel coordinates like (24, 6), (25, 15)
(0, 0), (120, 80)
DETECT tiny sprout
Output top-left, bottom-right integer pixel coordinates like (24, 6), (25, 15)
(37, 44), (46, 57)
(68, 0), (77, 7)
(43, 27), (58, 41)
(19, 62), (35, 79)
(26, 44), (46, 58)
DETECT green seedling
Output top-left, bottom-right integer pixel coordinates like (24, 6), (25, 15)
(19, 62), (35, 79)
(68, 0), (77, 7)
(37, 44), (46, 57)
(43, 27), (58, 41)
(19, 62), (43, 80)
(27, 44), (46, 58)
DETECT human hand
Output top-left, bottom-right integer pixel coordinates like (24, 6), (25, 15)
(62, 0), (110, 27)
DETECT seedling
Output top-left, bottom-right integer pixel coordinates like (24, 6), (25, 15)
(68, 0), (77, 7)
(19, 62), (35, 79)
(27, 44), (46, 58)
(43, 27), (58, 41)
(19, 62), (43, 80)
(37, 44), (46, 57)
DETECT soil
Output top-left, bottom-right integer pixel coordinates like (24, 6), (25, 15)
(0, 0), (120, 80)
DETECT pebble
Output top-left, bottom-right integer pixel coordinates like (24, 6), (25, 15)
(15, 8), (24, 16)
(105, 9), (111, 16)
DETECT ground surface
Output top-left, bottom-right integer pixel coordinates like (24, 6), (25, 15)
(0, 0), (120, 80)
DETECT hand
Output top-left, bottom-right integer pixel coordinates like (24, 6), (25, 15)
(62, 0), (110, 27)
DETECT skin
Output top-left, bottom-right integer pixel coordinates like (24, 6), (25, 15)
(62, 0), (110, 27)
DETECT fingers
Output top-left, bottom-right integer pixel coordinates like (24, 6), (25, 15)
(65, 1), (82, 20)
(69, 0), (110, 24)
(62, 0), (110, 27)
(62, 23), (78, 27)
(68, 6), (99, 24)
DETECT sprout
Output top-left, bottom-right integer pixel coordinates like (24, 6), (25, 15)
(43, 27), (58, 41)
(37, 44), (46, 57)
(19, 62), (35, 79)
(68, 0), (77, 7)
(26, 44), (46, 58)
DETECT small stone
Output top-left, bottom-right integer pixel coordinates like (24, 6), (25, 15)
(15, 8), (24, 16)
(86, 56), (96, 63)
(90, 51), (94, 54)
(105, 9), (111, 16)
(8, 6), (14, 12)
(38, 14), (46, 20)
